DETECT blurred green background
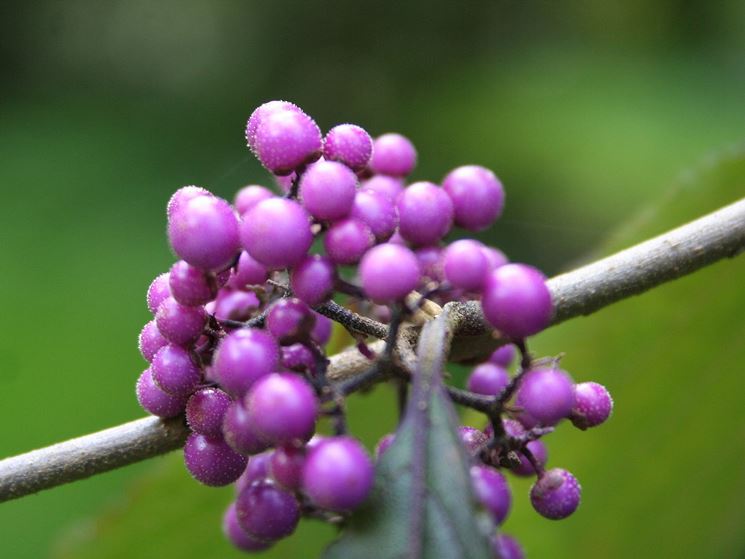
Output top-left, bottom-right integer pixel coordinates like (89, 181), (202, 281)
(1, 1), (744, 558)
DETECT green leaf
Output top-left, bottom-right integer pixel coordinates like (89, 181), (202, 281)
(324, 311), (494, 559)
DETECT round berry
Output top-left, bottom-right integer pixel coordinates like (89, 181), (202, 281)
(530, 468), (581, 520)
(167, 185), (212, 219)
(482, 246), (509, 270)
(299, 160), (357, 220)
(138, 320), (168, 362)
(222, 401), (271, 456)
(470, 465), (512, 525)
(266, 298), (315, 344)
(324, 218), (374, 265)
(234, 184), (274, 216)
(350, 188), (398, 241)
(167, 194), (240, 271)
(281, 343), (316, 372)
(570, 381), (613, 429)
(136, 368), (187, 418)
(492, 534), (525, 559)
(369, 133), (417, 176)
(302, 436), (374, 511)
(245, 100), (301, 151)
(146, 272), (171, 314)
(212, 290), (260, 323)
(443, 239), (489, 291)
(310, 312), (333, 346)
(396, 181), (454, 246)
(511, 440), (548, 477)
(223, 503), (272, 552)
(361, 174), (404, 201)
(481, 263), (552, 338)
(245, 373), (318, 444)
(323, 124), (373, 171)
(458, 426), (488, 455)
(184, 433), (248, 487)
(516, 368), (575, 426)
(151, 344), (201, 396)
(489, 344), (516, 367)
(228, 250), (269, 288)
(211, 328), (279, 398)
(290, 255), (336, 306)
(467, 363), (510, 397)
(236, 450), (273, 494)
(236, 479), (300, 542)
(416, 246), (444, 282)
(155, 297), (207, 346)
(241, 198), (313, 269)
(269, 444), (306, 491)
(168, 260), (216, 307)
(442, 165), (505, 231)
(359, 243), (421, 303)
(254, 109), (322, 175)
(186, 388), (232, 438)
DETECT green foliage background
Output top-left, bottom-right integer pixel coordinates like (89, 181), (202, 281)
(1, 2), (744, 557)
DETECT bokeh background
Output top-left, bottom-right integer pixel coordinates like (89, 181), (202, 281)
(1, 1), (744, 558)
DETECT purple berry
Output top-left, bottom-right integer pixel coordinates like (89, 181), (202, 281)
(302, 436), (374, 512)
(310, 312), (332, 346)
(146, 272), (171, 314)
(489, 344), (516, 367)
(570, 382), (613, 429)
(241, 198), (312, 269)
(151, 344), (201, 396)
(281, 343), (316, 372)
(223, 503), (272, 552)
(512, 440), (548, 477)
(482, 246), (509, 270)
(290, 255), (336, 306)
(234, 184), (274, 216)
(350, 188), (398, 241)
(458, 426), (488, 455)
(467, 363), (510, 396)
(266, 298), (315, 344)
(359, 243), (421, 303)
(212, 290), (260, 322)
(245, 373), (318, 444)
(396, 181), (454, 246)
(254, 109), (322, 175)
(323, 124), (373, 171)
(369, 133), (417, 177)
(324, 218), (374, 265)
(228, 250), (269, 288)
(138, 320), (168, 362)
(236, 479), (300, 541)
(211, 328), (279, 398)
(222, 401), (271, 456)
(482, 263), (552, 339)
(470, 465), (512, 525)
(416, 246), (444, 282)
(299, 160), (358, 220)
(269, 444), (306, 491)
(274, 172), (295, 194)
(361, 174), (405, 201)
(516, 368), (575, 426)
(155, 296), (207, 346)
(530, 468), (581, 520)
(236, 450), (273, 493)
(168, 260), (217, 307)
(443, 239), (489, 291)
(136, 367), (187, 418)
(166, 185), (212, 219)
(492, 534), (525, 559)
(184, 433), (248, 487)
(245, 100), (301, 152)
(186, 387), (232, 438)
(375, 433), (395, 459)
(442, 165), (505, 231)
(167, 194), (240, 271)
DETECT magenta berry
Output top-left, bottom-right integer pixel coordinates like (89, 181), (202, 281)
(236, 451), (273, 494)
(442, 165), (505, 231)
(323, 124), (373, 171)
(245, 373), (318, 444)
(466, 363), (510, 396)
(570, 381), (613, 429)
(138, 320), (168, 362)
(222, 503), (272, 552)
(136, 368), (187, 418)
(361, 174), (404, 201)
(299, 160), (358, 220)
(183, 433), (248, 487)
(234, 184), (274, 216)
(482, 263), (552, 338)
(186, 388), (232, 438)
(151, 344), (201, 397)
(517, 368), (575, 426)
(269, 444), (306, 491)
(530, 468), (581, 520)
(281, 343), (316, 372)
(324, 218), (375, 265)
(266, 298), (315, 344)
(302, 436), (374, 512)
(155, 296), (207, 346)
(228, 250), (268, 289)
(350, 188), (398, 241)
(290, 255), (336, 306)
(310, 312), (332, 346)
(212, 290), (260, 322)
(489, 344), (516, 367)
(168, 260), (216, 307)
(458, 426), (488, 455)
(211, 328), (279, 398)
(241, 198), (313, 269)
(167, 185), (212, 219)
(254, 109), (322, 175)
(236, 479), (300, 542)
(369, 133), (417, 177)
(416, 246), (444, 282)
(443, 239), (489, 291)
(470, 465), (512, 525)
(396, 181), (454, 246)
(146, 272), (170, 314)
(492, 534), (525, 559)
(359, 243), (421, 303)
(222, 402), (271, 456)
(245, 100), (301, 151)
(167, 194), (240, 272)
(512, 439), (548, 477)
(482, 246), (509, 270)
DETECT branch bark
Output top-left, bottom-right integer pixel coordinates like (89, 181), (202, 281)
(1, 197), (743, 503)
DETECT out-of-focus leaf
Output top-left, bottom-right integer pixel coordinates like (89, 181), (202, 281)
(324, 312), (494, 559)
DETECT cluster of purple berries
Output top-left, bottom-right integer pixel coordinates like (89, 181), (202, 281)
(134, 99), (613, 557)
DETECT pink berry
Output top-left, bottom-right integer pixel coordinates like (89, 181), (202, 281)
(530, 468), (581, 520)
(254, 109), (322, 175)
(516, 368), (575, 426)
(323, 124), (373, 171)
(442, 165), (505, 231)
(369, 133), (417, 176)
(570, 381), (613, 429)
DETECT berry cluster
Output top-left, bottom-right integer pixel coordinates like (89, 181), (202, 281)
(135, 100), (613, 557)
